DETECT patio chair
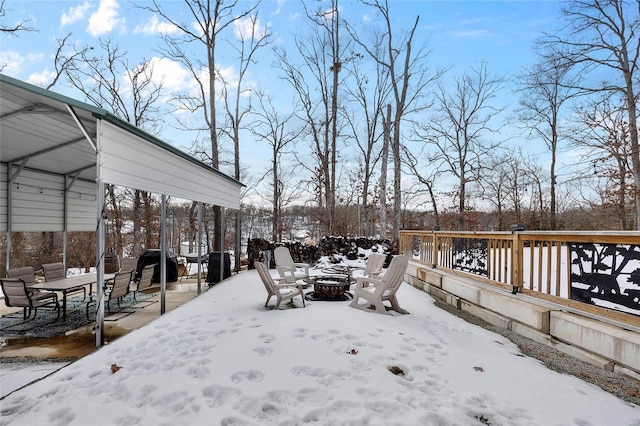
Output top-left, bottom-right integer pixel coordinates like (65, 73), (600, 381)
(43, 262), (86, 301)
(362, 253), (386, 279)
(0, 278), (60, 321)
(255, 261), (306, 310)
(7, 266), (39, 285)
(85, 269), (134, 319)
(132, 264), (159, 302)
(350, 254), (409, 315)
(6, 266), (59, 311)
(120, 257), (138, 274)
(274, 246), (309, 284)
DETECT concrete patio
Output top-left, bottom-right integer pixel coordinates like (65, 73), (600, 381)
(0, 276), (210, 360)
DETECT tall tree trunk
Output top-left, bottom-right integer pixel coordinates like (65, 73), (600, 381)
(392, 109), (401, 243)
(379, 104), (391, 238)
(329, 2), (340, 236)
(458, 174), (466, 231)
(624, 77), (640, 229)
(272, 147), (280, 242)
(550, 120), (557, 230)
(132, 190), (142, 257)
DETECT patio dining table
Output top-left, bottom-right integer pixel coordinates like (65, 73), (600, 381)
(31, 273), (115, 321)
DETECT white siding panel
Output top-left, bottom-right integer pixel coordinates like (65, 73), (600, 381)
(98, 121), (240, 209)
(66, 178), (97, 232)
(0, 168), (96, 232)
(10, 169), (64, 232)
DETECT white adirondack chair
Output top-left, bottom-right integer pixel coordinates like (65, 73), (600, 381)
(255, 261), (306, 310)
(350, 254), (409, 315)
(274, 246), (310, 284)
(362, 253), (386, 279)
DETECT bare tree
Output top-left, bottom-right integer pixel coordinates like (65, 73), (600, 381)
(401, 146), (442, 229)
(0, 0), (34, 35)
(542, 0), (640, 229)
(379, 105), (391, 237)
(274, 0), (349, 235)
(571, 94), (636, 229)
(349, 0), (439, 243)
(521, 155), (549, 229)
(220, 14), (271, 181)
(141, 0), (259, 252)
(46, 34), (93, 90)
(218, 13), (271, 269)
(416, 63), (504, 230)
(64, 39), (165, 257)
(480, 156), (511, 230)
(342, 51), (390, 236)
(479, 152), (534, 230)
(249, 91), (303, 241)
(516, 52), (580, 229)
(0, 0), (36, 72)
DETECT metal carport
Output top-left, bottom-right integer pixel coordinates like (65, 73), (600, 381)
(0, 74), (242, 347)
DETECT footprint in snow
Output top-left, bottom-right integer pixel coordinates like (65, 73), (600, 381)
(231, 370), (265, 383)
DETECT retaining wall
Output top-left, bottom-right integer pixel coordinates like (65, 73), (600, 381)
(407, 262), (640, 380)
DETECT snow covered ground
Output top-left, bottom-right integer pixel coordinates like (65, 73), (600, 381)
(1, 362), (70, 397)
(1, 265), (639, 425)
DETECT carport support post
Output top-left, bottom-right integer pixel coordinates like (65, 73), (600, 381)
(197, 202), (203, 294)
(220, 207), (225, 283)
(160, 195), (167, 314)
(95, 181), (106, 348)
(5, 166), (13, 268)
(235, 209), (241, 273)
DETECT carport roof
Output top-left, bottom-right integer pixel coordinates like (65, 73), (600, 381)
(0, 73), (241, 187)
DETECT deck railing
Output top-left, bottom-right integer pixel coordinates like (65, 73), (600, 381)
(399, 230), (640, 321)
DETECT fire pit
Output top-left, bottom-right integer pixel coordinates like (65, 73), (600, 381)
(305, 274), (354, 301)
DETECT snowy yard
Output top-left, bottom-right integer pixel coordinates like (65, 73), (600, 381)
(1, 264), (638, 425)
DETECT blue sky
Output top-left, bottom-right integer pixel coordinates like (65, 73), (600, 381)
(1, 0), (566, 206)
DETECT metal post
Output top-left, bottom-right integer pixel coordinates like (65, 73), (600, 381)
(235, 208), (241, 273)
(160, 195), (167, 314)
(63, 177), (68, 269)
(5, 165), (12, 269)
(357, 195), (360, 236)
(95, 181), (106, 348)
(169, 209), (174, 254)
(197, 202), (203, 294)
(220, 207), (225, 283)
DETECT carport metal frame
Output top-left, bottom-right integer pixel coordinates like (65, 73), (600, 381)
(1, 74), (243, 347)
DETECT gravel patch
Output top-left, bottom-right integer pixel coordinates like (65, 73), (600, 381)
(434, 299), (640, 406)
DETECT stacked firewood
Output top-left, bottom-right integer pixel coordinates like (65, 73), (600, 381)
(247, 236), (396, 270)
(246, 239), (320, 269)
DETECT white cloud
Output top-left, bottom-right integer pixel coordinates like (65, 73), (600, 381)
(27, 70), (56, 87)
(271, 0), (286, 16)
(217, 64), (238, 87)
(233, 16), (266, 41)
(133, 14), (179, 35)
(0, 51), (44, 78)
(146, 56), (195, 93)
(87, 0), (125, 37)
(61, 1), (91, 27)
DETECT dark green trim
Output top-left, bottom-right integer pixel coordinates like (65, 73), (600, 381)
(1, 73), (107, 116)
